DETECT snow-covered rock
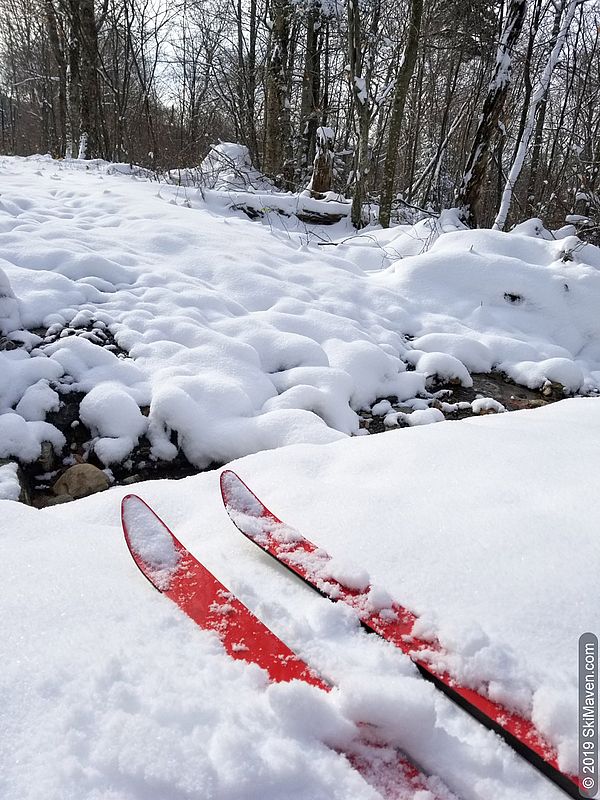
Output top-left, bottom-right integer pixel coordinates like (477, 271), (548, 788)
(0, 461), (22, 500)
(0, 156), (599, 472)
(169, 142), (274, 192)
(0, 263), (21, 335)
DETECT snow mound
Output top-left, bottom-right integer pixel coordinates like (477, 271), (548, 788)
(406, 351), (473, 388)
(80, 383), (148, 465)
(0, 157), (599, 470)
(376, 226), (600, 393)
(170, 142), (274, 192)
(0, 461), (21, 500)
(0, 263), (21, 335)
(0, 412), (64, 463)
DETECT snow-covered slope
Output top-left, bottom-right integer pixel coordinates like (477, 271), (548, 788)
(1, 398), (597, 800)
(0, 155), (599, 469)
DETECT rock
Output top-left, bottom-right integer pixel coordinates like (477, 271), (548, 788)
(122, 474), (142, 485)
(44, 494), (73, 506)
(52, 463), (109, 499)
(0, 336), (20, 351)
(541, 380), (565, 398)
(38, 441), (56, 473)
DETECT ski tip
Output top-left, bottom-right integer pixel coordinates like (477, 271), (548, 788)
(121, 494), (183, 592)
(219, 470), (247, 504)
(220, 470), (267, 519)
(219, 469), (238, 492)
(121, 492), (142, 511)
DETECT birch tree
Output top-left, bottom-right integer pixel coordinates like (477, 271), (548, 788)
(493, 0), (585, 230)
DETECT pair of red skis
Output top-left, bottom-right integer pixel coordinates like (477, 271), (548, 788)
(121, 470), (579, 799)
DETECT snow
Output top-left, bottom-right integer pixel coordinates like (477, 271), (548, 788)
(2, 398), (598, 799)
(0, 349), (63, 413)
(0, 412), (65, 462)
(0, 461), (20, 500)
(404, 408), (445, 426)
(0, 263), (21, 334)
(168, 142), (274, 193)
(123, 495), (181, 589)
(374, 228), (600, 393)
(0, 154), (599, 799)
(503, 357), (584, 393)
(406, 351), (473, 388)
(471, 398), (506, 415)
(15, 378), (60, 421)
(80, 383), (148, 465)
(0, 158), (599, 468)
(371, 399), (392, 416)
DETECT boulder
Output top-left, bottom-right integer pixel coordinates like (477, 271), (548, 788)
(52, 463), (109, 499)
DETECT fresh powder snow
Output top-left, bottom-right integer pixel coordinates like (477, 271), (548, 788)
(0, 154), (598, 800)
(122, 494), (181, 590)
(2, 399), (598, 799)
(0, 156), (599, 469)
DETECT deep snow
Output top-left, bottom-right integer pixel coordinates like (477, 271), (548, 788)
(0, 153), (598, 799)
(0, 155), (599, 471)
(2, 399), (598, 799)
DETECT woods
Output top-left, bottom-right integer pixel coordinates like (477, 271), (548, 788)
(0, 0), (596, 233)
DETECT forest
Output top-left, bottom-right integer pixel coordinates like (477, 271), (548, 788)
(0, 0), (598, 231)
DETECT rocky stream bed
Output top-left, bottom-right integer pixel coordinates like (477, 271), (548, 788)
(0, 318), (592, 508)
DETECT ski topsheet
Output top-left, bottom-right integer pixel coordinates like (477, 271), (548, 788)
(219, 469), (580, 799)
(121, 493), (457, 800)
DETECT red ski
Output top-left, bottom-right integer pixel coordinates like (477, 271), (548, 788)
(219, 469), (580, 799)
(121, 493), (457, 800)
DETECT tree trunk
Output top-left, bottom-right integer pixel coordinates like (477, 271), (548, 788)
(527, 3), (567, 206)
(455, 0), (527, 227)
(78, 0), (104, 158)
(264, 0), (292, 184)
(236, 0), (259, 165)
(308, 126), (334, 195)
(347, 0), (375, 228)
(298, 3), (322, 180)
(379, 0), (423, 228)
(44, 0), (67, 156)
(66, 0), (81, 159)
(493, 0), (580, 230)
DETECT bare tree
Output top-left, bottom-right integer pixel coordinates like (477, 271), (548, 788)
(379, 0), (423, 228)
(494, 0), (585, 230)
(263, 0), (293, 183)
(455, 0), (527, 226)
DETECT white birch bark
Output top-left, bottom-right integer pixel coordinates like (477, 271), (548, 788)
(493, 0), (584, 230)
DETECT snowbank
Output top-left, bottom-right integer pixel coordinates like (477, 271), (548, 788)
(375, 227), (600, 392)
